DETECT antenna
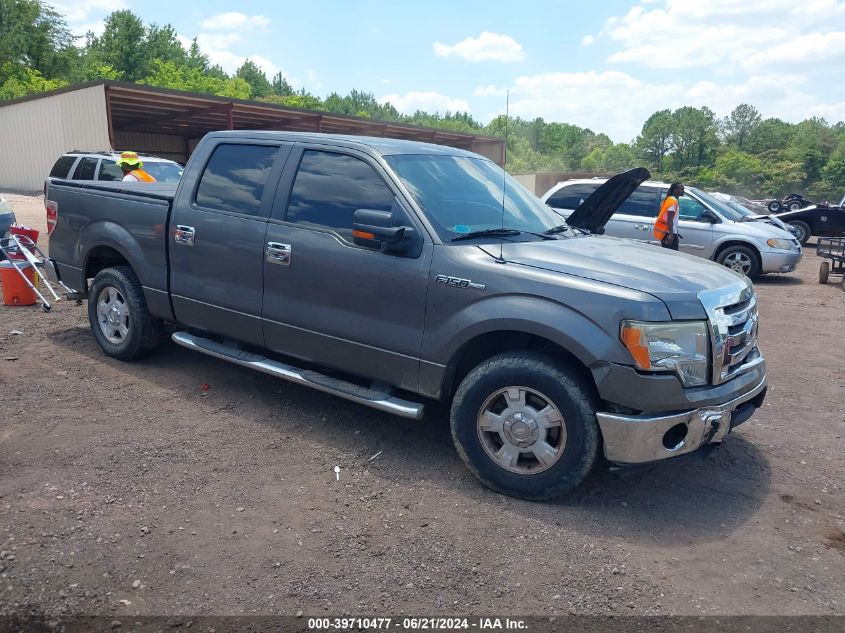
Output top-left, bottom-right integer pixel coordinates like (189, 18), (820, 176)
(499, 90), (509, 263)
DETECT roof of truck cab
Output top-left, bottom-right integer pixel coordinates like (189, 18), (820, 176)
(203, 130), (484, 159)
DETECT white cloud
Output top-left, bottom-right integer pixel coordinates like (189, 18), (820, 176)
(473, 84), (508, 97)
(196, 33), (243, 50)
(379, 91), (471, 114)
(498, 68), (845, 142)
(433, 32), (526, 63)
(744, 31), (845, 70)
(201, 12), (270, 30)
(51, 0), (125, 24)
(581, 35), (595, 47)
(603, 0), (845, 71)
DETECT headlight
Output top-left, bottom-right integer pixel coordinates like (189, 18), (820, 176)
(767, 238), (794, 250)
(620, 321), (709, 387)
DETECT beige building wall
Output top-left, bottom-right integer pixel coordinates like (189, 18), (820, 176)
(0, 85), (110, 191)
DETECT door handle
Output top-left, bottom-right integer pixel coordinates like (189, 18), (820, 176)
(634, 224), (648, 231)
(175, 225), (194, 246)
(266, 242), (291, 266)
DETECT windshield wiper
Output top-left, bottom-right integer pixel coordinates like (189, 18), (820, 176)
(544, 224), (570, 235)
(544, 223), (588, 236)
(451, 228), (524, 242)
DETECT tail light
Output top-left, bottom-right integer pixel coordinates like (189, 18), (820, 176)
(46, 200), (58, 235)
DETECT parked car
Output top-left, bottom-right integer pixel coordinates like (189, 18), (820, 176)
(45, 134), (768, 500)
(710, 192), (801, 238)
(47, 151), (184, 186)
(0, 196), (15, 238)
(767, 193), (814, 213)
(542, 178), (802, 278)
(771, 194), (845, 245)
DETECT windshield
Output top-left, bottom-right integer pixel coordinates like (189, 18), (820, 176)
(143, 162), (184, 183)
(384, 154), (564, 241)
(690, 187), (746, 221)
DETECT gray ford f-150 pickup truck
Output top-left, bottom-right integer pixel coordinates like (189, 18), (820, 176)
(45, 131), (767, 500)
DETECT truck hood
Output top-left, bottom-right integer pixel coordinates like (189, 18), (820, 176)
(495, 235), (748, 319)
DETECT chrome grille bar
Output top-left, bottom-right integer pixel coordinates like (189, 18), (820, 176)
(698, 280), (759, 385)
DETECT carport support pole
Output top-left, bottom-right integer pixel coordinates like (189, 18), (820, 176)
(227, 103), (234, 130)
(105, 86), (115, 150)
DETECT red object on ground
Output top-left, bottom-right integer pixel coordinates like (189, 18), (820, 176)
(8, 226), (40, 261)
(0, 260), (37, 306)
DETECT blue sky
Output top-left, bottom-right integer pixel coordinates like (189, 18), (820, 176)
(52, 0), (845, 142)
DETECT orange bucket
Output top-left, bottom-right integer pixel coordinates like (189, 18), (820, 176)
(1, 260), (37, 306)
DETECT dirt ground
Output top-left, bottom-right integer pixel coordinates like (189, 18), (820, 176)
(1, 192), (843, 617)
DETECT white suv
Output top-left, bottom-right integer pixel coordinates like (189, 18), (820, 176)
(48, 151), (183, 184)
(542, 178), (802, 277)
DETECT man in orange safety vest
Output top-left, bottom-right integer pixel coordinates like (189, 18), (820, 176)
(653, 182), (684, 251)
(116, 151), (157, 183)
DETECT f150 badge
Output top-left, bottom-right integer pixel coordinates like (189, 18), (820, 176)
(435, 274), (486, 290)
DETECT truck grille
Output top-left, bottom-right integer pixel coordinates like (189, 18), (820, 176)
(698, 281), (763, 385)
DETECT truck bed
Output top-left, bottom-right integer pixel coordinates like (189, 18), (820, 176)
(47, 179), (178, 201)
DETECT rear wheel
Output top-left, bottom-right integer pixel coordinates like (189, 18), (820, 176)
(450, 352), (599, 501)
(767, 201), (782, 212)
(716, 244), (761, 278)
(789, 202), (801, 211)
(88, 266), (162, 361)
(788, 220), (811, 246)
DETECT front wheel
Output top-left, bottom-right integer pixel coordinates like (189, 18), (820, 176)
(450, 352), (599, 501)
(88, 266), (162, 361)
(716, 244), (761, 278)
(767, 201), (782, 212)
(789, 220), (811, 246)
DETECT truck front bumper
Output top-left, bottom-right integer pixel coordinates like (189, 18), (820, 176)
(595, 372), (767, 465)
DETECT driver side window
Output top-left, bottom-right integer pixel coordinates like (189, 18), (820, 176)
(678, 196), (709, 221)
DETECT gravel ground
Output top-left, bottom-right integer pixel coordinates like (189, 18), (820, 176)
(0, 193), (843, 617)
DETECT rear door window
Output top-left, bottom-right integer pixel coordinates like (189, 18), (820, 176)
(71, 157), (98, 180)
(195, 144), (279, 216)
(285, 150), (395, 240)
(546, 183), (600, 209)
(616, 187), (659, 217)
(97, 159), (123, 181)
(50, 156), (77, 178)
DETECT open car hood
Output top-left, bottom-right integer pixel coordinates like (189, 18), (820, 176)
(565, 167), (651, 234)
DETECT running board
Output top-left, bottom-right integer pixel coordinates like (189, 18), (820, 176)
(171, 332), (425, 420)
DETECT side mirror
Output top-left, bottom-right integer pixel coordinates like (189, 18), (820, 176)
(702, 210), (720, 223)
(353, 208), (415, 253)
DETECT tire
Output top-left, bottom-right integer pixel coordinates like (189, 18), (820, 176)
(716, 244), (761, 278)
(450, 351), (600, 501)
(789, 202), (801, 211)
(819, 261), (830, 284)
(88, 266), (162, 361)
(789, 220), (811, 246)
(767, 201), (782, 212)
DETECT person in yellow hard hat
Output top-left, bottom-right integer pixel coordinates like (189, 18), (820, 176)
(116, 151), (157, 183)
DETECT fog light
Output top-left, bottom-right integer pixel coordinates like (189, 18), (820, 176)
(662, 423), (688, 450)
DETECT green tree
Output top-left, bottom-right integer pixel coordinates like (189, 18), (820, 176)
(671, 106), (718, 170)
(636, 109), (673, 172)
(145, 24), (187, 67)
(260, 89), (323, 110)
(140, 59), (250, 99)
(0, 62), (66, 99)
(722, 103), (761, 150)
(271, 71), (294, 96)
(746, 118), (793, 154)
(0, 0), (75, 82)
(236, 60), (272, 98)
(90, 10), (147, 81)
